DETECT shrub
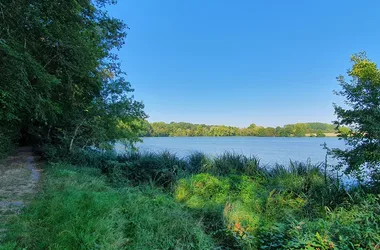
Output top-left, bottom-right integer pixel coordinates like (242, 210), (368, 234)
(264, 190), (306, 222)
(0, 128), (17, 158)
(223, 201), (262, 247)
(222, 189), (306, 249)
(316, 130), (326, 137)
(267, 161), (348, 214)
(325, 195), (380, 249)
(175, 173), (230, 209)
(256, 195), (380, 249)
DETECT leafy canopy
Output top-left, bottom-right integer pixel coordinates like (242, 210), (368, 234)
(0, 0), (146, 153)
(333, 52), (380, 187)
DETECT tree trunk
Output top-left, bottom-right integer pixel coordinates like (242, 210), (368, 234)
(69, 121), (84, 151)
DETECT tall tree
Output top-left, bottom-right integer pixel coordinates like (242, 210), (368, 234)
(0, 0), (146, 153)
(333, 53), (380, 188)
(293, 123), (307, 137)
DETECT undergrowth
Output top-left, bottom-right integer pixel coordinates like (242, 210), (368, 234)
(2, 147), (379, 249)
(0, 163), (215, 250)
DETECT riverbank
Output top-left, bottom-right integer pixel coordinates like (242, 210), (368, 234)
(1, 148), (378, 249)
(1, 162), (214, 249)
(141, 121), (340, 137)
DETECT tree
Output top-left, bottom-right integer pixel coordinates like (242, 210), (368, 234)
(293, 123), (307, 137)
(276, 126), (292, 137)
(338, 126), (350, 136)
(332, 53), (380, 187)
(143, 122), (336, 138)
(316, 130), (326, 137)
(0, 0), (146, 153)
(263, 127), (276, 137)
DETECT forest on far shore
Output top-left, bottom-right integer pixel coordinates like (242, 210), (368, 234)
(140, 121), (348, 137)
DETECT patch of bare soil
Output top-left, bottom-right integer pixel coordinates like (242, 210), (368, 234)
(0, 147), (42, 239)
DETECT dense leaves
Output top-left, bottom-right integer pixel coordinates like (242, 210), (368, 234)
(333, 53), (380, 188)
(0, 0), (146, 155)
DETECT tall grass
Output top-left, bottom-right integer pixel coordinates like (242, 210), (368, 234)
(1, 163), (215, 249)
(43, 148), (265, 189)
(22, 147), (379, 249)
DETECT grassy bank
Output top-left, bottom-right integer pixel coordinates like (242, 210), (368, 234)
(1, 163), (214, 250)
(1, 149), (379, 249)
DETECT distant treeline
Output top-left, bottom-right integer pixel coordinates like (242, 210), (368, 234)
(140, 121), (348, 137)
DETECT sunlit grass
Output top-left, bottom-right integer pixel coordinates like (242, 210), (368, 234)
(1, 163), (215, 250)
(15, 147), (379, 249)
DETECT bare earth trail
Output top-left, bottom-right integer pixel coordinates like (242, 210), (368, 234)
(0, 147), (42, 240)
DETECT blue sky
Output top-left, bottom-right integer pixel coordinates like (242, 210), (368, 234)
(107, 0), (380, 127)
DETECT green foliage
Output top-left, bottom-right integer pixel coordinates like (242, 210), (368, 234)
(45, 147), (187, 189)
(322, 195), (380, 249)
(45, 147), (266, 189)
(20, 147), (380, 249)
(172, 155), (378, 249)
(211, 152), (262, 176)
(119, 151), (187, 188)
(293, 123), (308, 137)
(316, 130), (326, 137)
(333, 53), (380, 188)
(175, 173), (230, 209)
(268, 161), (350, 214)
(338, 126), (351, 136)
(0, 0), (146, 154)
(187, 151), (210, 174)
(2, 163), (215, 249)
(0, 129), (16, 158)
(141, 121), (337, 138)
(257, 195), (380, 249)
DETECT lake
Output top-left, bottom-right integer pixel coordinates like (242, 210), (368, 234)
(115, 137), (346, 166)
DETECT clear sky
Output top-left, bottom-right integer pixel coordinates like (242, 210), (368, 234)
(107, 0), (380, 127)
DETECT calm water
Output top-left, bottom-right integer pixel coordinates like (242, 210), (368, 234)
(116, 137), (346, 166)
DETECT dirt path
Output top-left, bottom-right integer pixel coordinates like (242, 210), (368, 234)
(0, 147), (42, 239)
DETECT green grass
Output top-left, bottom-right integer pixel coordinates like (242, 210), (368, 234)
(4, 148), (379, 249)
(174, 171), (380, 249)
(1, 163), (215, 250)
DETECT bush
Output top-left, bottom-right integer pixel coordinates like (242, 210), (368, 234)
(175, 173), (230, 209)
(223, 201), (262, 247)
(316, 130), (326, 137)
(0, 128), (17, 158)
(325, 195), (380, 249)
(267, 161), (348, 214)
(238, 195), (380, 249)
(174, 170), (380, 249)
